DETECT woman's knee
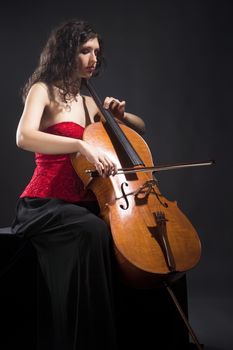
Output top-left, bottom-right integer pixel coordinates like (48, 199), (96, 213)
(81, 214), (112, 249)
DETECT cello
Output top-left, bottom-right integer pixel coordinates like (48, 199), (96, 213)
(71, 79), (212, 288)
(71, 79), (213, 349)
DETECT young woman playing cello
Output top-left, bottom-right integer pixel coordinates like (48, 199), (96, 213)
(12, 18), (145, 350)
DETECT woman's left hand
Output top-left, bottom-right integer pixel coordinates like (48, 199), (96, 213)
(103, 97), (126, 121)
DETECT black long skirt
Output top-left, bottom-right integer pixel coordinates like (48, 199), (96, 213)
(10, 197), (118, 350)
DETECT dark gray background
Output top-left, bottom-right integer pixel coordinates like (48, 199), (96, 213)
(0, 0), (232, 348)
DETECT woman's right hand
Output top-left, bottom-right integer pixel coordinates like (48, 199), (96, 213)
(79, 141), (118, 177)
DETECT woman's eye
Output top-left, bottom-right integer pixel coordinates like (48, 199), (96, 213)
(80, 49), (89, 54)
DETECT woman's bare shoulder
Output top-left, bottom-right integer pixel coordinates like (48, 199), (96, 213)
(27, 82), (50, 104)
(29, 81), (49, 93)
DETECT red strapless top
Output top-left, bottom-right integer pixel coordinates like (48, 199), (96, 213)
(20, 121), (96, 203)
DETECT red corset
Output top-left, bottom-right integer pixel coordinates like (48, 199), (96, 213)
(20, 121), (96, 203)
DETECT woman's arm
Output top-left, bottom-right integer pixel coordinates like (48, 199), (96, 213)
(16, 83), (117, 176)
(119, 112), (146, 135)
(102, 96), (146, 135)
(16, 83), (85, 154)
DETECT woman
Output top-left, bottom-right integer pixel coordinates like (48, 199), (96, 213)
(12, 19), (145, 350)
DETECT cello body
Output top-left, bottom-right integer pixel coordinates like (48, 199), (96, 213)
(71, 121), (201, 288)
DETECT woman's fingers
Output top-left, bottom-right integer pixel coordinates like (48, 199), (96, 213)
(91, 153), (117, 177)
(97, 155), (117, 177)
(103, 97), (125, 118)
(103, 97), (120, 109)
(81, 141), (117, 177)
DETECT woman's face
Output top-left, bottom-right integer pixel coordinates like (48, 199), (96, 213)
(77, 37), (100, 79)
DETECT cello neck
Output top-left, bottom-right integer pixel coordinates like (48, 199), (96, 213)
(84, 79), (144, 167)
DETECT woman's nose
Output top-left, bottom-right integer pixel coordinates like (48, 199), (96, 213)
(90, 52), (97, 63)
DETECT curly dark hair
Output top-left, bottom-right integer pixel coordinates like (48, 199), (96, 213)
(22, 19), (105, 103)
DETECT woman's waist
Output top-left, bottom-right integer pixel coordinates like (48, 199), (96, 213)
(35, 153), (71, 163)
(20, 164), (92, 200)
(31, 161), (80, 182)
